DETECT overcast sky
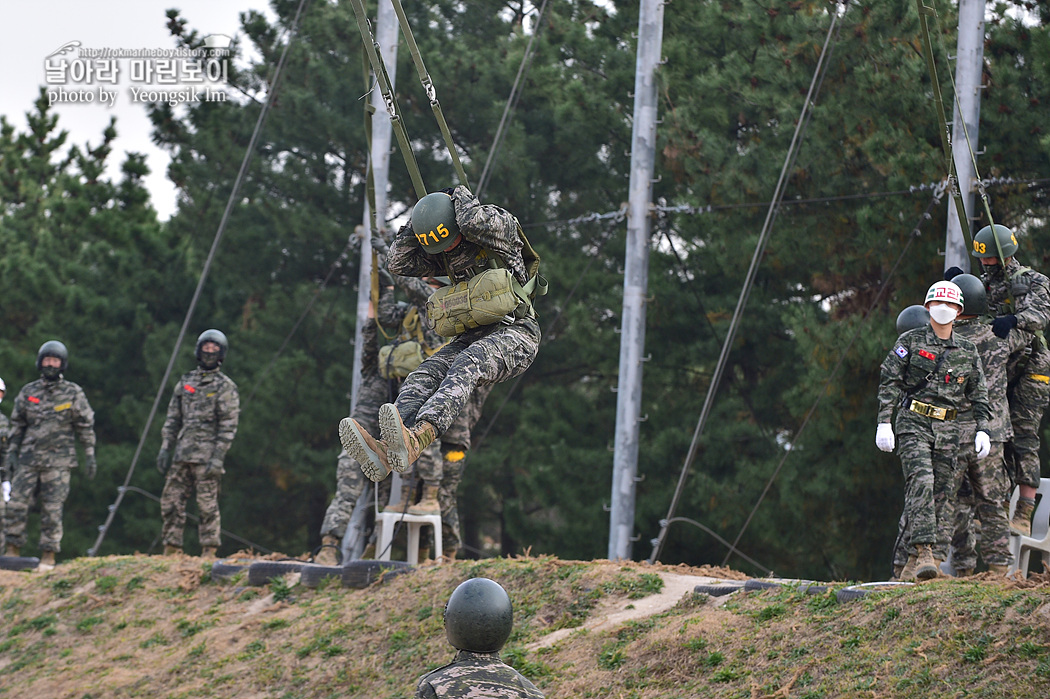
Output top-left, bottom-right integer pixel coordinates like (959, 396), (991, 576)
(0, 1), (274, 221)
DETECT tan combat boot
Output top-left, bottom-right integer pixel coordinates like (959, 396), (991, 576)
(987, 564), (1011, 576)
(417, 547), (431, 562)
(899, 554), (918, 581)
(339, 417), (392, 483)
(39, 550), (56, 568)
(384, 480), (417, 514)
(891, 563), (904, 581)
(1010, 497), (1036, 538)
(201, 546), (217, 560)
(314, 535), (341, 566)
(379, 404), (437, 474)
(914, 544), (940, 580)
(408, 483), (441, 516)
(163, 544), (182, 556)
(5, 544), (19, 557)
(441, 548), (458, 563)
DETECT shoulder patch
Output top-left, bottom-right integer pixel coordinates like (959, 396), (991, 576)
(894, 345), (908, 359)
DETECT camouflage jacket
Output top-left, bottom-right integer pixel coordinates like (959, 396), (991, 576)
(952, 318), (1028, 442)
(161, 367), (240, 465)
(0, 411), (9, 475)
(415, 651), (544, 698)
(877, 325), (991, 442)
(982, 258), (1050, 333)
(4, 377), (96, 470)
(388, 186), (528, 288)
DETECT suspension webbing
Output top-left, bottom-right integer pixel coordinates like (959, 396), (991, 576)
(388, 0), (469, 188)
(347, 0), (427, 198)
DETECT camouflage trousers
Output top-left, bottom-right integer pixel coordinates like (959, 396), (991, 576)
(395, 318), (539, 435)
(161, 461), (222, 548)
(943, 428), (1013, 567)
(1007, 359), (1050, 488)
(321, 371), (394, 538)
(894, 432), (958, 559)
(3, 464), (71, 553)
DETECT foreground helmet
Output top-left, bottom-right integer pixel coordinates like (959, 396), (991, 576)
(411, 192), (461, 254)
(951, 273), (987, 316)
(924, 280), (963, 310)
(195, 329), (228, 368)
(36, 340), (69, 373)
(971, 224), (1018, 259)
(896, 305), (929, 334)
(444, 578), (513, 653)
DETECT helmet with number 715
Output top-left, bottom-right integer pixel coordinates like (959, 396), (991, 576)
(411, 192), (462, 254)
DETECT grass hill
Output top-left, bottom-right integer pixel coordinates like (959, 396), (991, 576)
(1, 553), (1049, 698)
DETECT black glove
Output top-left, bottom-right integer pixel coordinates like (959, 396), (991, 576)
(944, 266), (965, 281)
(85, 454), (97, 480)
(440, 187), (456, 196)
(992, 314), (1018, 338)
(156, 448), (172, 476)
(370, 234), (389, 255)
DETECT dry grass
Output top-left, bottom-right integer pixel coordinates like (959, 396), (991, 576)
(1, 553), (1049, 698)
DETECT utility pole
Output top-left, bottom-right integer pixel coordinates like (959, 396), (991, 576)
(345, 0), (399, 560)
(944, 0), (985, 272)
(609, 0), (664, 560)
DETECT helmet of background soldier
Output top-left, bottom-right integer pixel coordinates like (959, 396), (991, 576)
(443, 577), (513, 653)
(411, 192), (462, 254)
(195, 329), (229, 369)
(951, 273), (987, 316)
(895, 305), (929, 334)
(971, 224), (1018, 259)
(36, 340), (69, 376)
(924, 280), (963, 310)
(0, 376), (6, 403)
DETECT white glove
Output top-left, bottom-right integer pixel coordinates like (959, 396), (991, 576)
(1, 481), (10, 502)
(876, 423), (895, 452)
(975, 431), (991, 459)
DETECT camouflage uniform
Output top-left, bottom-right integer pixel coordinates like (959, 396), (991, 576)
(437, 382), (494, 554)
(0, 409), (10, 550)
(159, 367), (240, 548)
(3, 377), (95, 553)
(878, 325), (990, 560)
(386, 186), (541, 437)
(982, 258), (1050, 489)
(415, 650), (544, 698)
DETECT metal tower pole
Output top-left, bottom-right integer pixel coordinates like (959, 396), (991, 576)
(944, 0), (985, 272)
(609, 0), (664, 560)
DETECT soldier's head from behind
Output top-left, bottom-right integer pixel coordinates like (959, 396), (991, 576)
(924, 280), (964, 328)
(411, 191), (462, 255)
(950, 273), (987, 318)
(971, 224), (1018, 269)
(896, 305), (929, 335)
(196, 329), (229, 370)
(443, 577), (513, 654)
(36, 340), (68, 382)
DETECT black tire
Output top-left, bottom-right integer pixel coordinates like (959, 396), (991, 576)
(210, 558), (254, 582)
(744, 579), (826, 595)
(0, 555), (40, 571)
(693, 583), (744, 597)
(300, 560), (414, 589)
(743, 579), (783, 591)
(247, 560), (308, 586)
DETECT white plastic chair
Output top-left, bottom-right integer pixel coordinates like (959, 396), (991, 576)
(373, 472), (442, 565)
(1007, 478), (1050, 578)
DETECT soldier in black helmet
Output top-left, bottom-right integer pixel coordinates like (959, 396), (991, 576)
(157, 329), (240, 558)
(416, 577), (544, 698)
(3, 341), (96, 568)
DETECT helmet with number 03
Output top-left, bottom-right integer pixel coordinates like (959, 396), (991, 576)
(443, 578), (513, 653)
(950, 273), (987, 316)
(411, 192), (462, 254)
(895, 305), (930, 334)
(924, 280), (964, 310)
(971, 224), (1018, 259)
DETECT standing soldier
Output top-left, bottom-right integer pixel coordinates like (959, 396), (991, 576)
(3, 341), (96, 567)
(156, 329), (240, 559)
(340, 186), (544, 483)
(876, 282), (991, 580)
(0, 377), (9, 553)
(965, 224), (1050, 537)
(416, 577), (544, 698)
